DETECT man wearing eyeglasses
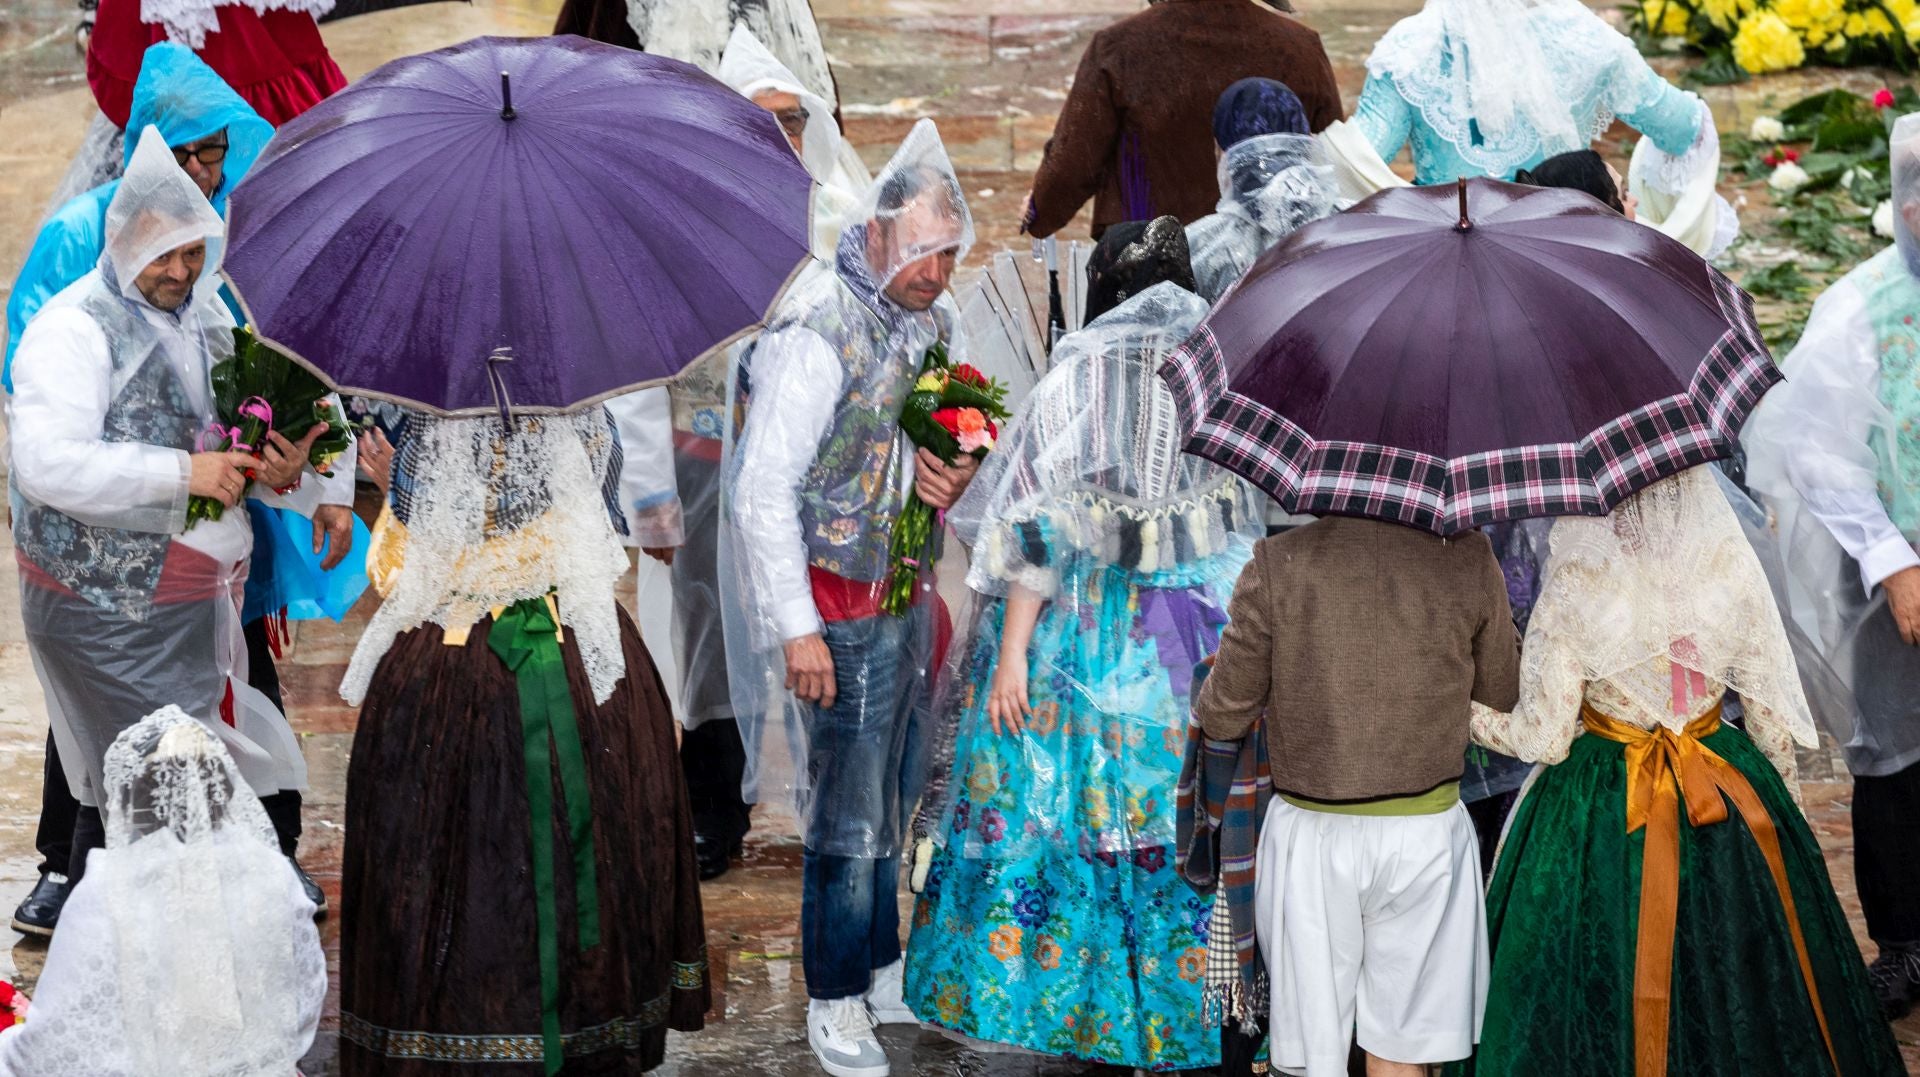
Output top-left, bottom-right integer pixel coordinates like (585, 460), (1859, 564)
(3, 42), (355, 939)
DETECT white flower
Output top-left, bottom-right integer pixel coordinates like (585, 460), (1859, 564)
(1768, 161), (1810, 193)
(1750, 116), (1787, 141)
(1840, 167), (1865, 189)
(1874, 199), (1897, 238)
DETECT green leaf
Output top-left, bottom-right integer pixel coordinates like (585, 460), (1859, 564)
(1740, 261), (1815, 299)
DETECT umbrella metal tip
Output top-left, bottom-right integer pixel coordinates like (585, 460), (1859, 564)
(1455, 177), (1471, 232)
(500, 71), (516, 121)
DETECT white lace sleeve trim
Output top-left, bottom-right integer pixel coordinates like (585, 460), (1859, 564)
(140, 0), (335, 49)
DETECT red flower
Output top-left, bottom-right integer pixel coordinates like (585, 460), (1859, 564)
(950, 363), (989, 389)
(930, 407), (963, 436)
(1762, 150), (1780, 167)
(986, 418), (999, 438)
(1783, 147), (1800, 163)
(1876, 88), (1897, 111)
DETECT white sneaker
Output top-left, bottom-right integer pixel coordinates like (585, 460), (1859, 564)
(807, 997), (889, 1077)
(864, 959), (915, 1024)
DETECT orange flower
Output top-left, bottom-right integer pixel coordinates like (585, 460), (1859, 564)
(988, 923), (1024, 961)
(956, 407), (987, 435)
(1176, 947), (1206, 982)
(1036, 935), (1063, 971)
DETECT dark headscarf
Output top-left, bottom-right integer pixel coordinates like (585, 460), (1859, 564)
(1085, 216), (1196, 323)
(1211, 78), (1310, 151)
(1513, 150), (1625, 214)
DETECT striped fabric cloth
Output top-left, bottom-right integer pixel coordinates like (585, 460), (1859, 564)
(1176, 662), (1271, 1029)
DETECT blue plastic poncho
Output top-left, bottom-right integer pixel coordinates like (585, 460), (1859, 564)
(4, 42), (272, 387)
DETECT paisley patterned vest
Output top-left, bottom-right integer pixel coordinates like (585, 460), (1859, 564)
(1856, 245), (1920, 539)
(12, 281), (223, 620)
(759, 229), (957, 582)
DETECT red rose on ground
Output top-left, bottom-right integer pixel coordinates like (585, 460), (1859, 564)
(1876, 88), (1897, 110)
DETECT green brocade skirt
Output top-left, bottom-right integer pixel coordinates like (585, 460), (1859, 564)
(1451, 724), (1904, 1077)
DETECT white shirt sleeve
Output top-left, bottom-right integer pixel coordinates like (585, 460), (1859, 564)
(606, 387), (685, 548)
(732, 327), (843, 642)
(1771, 281), (1920, 593)
(7, 307), (189, 533)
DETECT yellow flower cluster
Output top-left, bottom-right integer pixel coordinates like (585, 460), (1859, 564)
(1640, 0), (1920, 72)
(1734, 10), (1808, 70)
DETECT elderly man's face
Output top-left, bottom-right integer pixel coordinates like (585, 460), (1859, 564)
(172, 131), (228, 200)
(752, 89), (808, 157)
(870, 195), (961, 311)
(135, 240), (206, 311)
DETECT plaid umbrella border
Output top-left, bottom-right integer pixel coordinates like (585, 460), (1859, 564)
(1156, 269), (1780, 534)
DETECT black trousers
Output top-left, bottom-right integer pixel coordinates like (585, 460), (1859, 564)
(680, 717), (751, 844)
(1855, 757), (1920, 947)
(54, 617), (303, 884)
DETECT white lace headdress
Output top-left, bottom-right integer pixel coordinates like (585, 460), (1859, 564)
(1524, 466), (1816, 743)
(341, 412), (632, 705)
(89, 707), (324, 1075)
(1366, 0), (1640, 176)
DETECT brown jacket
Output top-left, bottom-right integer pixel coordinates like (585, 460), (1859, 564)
(1027, 0), (1343, 239)
(1195, 517), (1521, 802)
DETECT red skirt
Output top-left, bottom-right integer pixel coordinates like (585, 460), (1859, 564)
(88, 0), (347, 127)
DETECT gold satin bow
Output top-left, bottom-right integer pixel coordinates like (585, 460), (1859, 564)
(1579, 703), (1836, 1077)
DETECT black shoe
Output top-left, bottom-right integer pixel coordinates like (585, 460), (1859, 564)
(290, 857), (328, 920)
(694, 832), (742, 881)
(11, 872), (71, 937)
(1867, 944), (1920, 1019)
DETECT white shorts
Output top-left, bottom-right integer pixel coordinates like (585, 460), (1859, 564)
(1253, 797), (1488, 1077)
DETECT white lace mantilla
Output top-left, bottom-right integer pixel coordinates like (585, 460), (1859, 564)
(1367, 0), (1662, 178)
(341, 413), (632, 707)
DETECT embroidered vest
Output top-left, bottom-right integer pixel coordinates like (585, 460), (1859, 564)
(12, 284), (222, 619)
(1855, 246), (1920, 538)
(758, 269), (955, 583)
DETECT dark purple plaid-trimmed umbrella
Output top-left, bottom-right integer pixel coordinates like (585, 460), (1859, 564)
(1158, 179), (1778, 535)
(223, 35), (814, 416)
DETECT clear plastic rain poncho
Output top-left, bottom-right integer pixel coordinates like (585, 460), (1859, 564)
(955, 250), (1050, 410)
(718, 22), (865, 256)
(11, 127), (304, 807)
(720, 118), (972, 857)
(643, 23), (866, 731)
(1472, 467), (1817, 776)
(1742, 114), (1920, 776)
(7, 41), (274, 387)
(342, 411), (633, 707)
(919, 282), (1265, 862)
(0, 708), (325, 1076)
(1186, 133), (1337, 303)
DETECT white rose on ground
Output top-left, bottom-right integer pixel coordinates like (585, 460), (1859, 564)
(1768, 161), (1810, 193)
(1874, 199), (1897, 238)
(1750, 116), (1788, 141)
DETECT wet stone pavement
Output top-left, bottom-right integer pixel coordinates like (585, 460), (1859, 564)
(1, 0), (1919, 1073)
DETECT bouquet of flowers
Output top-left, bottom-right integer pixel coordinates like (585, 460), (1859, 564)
(185, 328), (359, 527)
(882, 342), (1012, 615)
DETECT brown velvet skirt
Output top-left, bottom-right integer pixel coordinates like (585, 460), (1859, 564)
(340, 610), (708, 1074)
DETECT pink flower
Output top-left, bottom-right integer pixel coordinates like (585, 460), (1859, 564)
(957, 427), (994, 454)
(1875, 88), (1897, 110)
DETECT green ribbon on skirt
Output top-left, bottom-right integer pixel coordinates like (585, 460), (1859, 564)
(488, 597), (602, 1075)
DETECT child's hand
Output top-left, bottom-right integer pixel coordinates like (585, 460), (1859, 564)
(987, 660), (1031, 736)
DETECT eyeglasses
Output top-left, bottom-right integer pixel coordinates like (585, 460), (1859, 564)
(172, 141), (229, 167)
(774, 106), (810, 141)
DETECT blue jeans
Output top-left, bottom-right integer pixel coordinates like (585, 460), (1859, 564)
(799, 612), (929, 998)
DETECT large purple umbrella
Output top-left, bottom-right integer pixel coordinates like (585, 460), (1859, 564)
(1158, 179), (1778, 535)
(223, 35), (813, 415)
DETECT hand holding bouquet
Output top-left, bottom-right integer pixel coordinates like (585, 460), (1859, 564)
(883, 342), (1012, 615)
(186, 329), (361, 527)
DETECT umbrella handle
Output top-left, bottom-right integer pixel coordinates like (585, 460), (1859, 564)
(487, 346), (516, 431)
(1456, 177), (1471, 233)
